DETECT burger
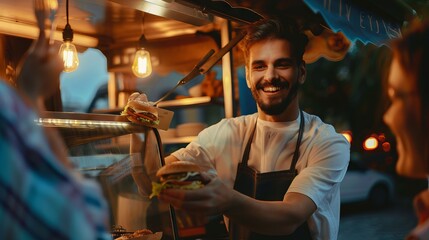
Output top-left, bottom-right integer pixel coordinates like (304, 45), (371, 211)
(150, 161), (205, 199)
(121, 92), (159, 125)
(115, 229), (162, 240)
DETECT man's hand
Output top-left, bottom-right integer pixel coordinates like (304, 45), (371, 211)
(158, 173), (234, 216)
(158, 173), (316, 235)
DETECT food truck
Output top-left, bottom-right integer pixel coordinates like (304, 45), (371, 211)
(0, 0), (417, 239)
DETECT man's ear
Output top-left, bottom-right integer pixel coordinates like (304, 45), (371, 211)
(299, 61), (306, 85)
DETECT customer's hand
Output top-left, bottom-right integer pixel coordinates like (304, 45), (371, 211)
(16, 1), (63, 103)
(414, 190), (429, 225)
(130, 132), (164, 197)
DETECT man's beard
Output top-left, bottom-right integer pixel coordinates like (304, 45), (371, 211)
(251, 80), (300, 115)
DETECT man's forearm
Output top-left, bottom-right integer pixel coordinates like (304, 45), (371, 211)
(224, 191), (315, 235)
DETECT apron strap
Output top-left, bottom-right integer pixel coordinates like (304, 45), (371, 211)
(290, 109), (304, 171)
(241, 118), (258, 165)
(241, 110), (305, 170)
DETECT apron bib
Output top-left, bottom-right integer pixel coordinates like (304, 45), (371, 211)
(230, 110), (312, 240)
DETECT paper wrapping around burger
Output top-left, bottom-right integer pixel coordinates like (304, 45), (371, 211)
(120, 107), (174, 131)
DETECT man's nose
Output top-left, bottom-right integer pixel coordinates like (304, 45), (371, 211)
(264, 65), (278, 81)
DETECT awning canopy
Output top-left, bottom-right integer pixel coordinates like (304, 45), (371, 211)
(303, 0), (416, 46)
(182, 0), (417, 62)
(186, 0), (416, 46)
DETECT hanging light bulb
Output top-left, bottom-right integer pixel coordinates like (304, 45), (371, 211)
(58, 0), (79, 72)
(59, 24), (79, 72)
(132, 35), (152, 78)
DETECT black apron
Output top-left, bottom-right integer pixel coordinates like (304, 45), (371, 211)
(229, 110), (312, 240)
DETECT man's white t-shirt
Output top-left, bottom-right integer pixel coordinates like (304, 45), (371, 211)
(172, 111), (350, 240)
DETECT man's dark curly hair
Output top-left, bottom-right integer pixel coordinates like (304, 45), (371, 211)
(239, 17), (309, 66)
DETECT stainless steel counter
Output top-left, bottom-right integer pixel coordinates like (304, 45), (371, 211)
(38, 111), (150, 147)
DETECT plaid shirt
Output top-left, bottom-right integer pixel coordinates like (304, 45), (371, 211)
(0, 81), (112, 240)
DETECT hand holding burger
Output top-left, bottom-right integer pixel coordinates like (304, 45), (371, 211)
(150, 161), (205, 199)
(121, 92), (159, 125)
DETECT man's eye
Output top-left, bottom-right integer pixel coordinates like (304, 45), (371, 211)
(252, 65), (266, 70)
(276, 62), (293, 69)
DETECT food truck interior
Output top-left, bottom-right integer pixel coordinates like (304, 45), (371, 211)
(0, 0), (417, 239)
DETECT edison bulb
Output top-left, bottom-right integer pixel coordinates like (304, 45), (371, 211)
(132, 48), (152, 78)
(47, 0), (58, 12)
(59, 41), (79, 72)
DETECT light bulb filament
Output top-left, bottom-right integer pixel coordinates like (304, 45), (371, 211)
(137, 56), (148, 74)
(63, 49), (74, 68)
(59, 41), (79, 72)
(132, 48), (152, 78)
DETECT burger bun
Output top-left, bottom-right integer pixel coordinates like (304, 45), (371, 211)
(127, 100), (158, 116)
(156, 161), (201, 177)
(121, 92), (159, 125)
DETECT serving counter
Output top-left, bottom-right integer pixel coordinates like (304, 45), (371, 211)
(38, 111), (224, 240)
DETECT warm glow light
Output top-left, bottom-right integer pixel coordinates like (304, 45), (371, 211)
(341, 131), (352, 143)
(382, 142), (391, 152)
(59, 41), (79, 72)
(132, 48), (152, 78)
(35, 118), (128, 127)
(47, 0), (59, 12)
(363, 136), (379, 151)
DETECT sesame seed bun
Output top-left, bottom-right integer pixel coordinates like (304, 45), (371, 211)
(156, 161), (201, 177)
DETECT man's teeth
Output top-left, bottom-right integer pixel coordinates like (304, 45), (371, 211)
(263, 86), (281, 92)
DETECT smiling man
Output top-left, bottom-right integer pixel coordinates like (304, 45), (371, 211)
(157, 18), (350, 240)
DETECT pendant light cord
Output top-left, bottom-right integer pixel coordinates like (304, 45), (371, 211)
(62, 0), (73, 41)
(141, 13), (145, 35)
(66, 0), (69, 25)
(138, 13), (147, 48)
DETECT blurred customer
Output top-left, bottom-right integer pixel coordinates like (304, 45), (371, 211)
(0, 1), (110, 239)
(383, 18), (429, 240)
